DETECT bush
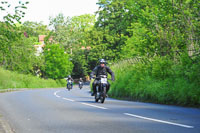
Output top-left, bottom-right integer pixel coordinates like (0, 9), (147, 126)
(110, 56), (200, 107)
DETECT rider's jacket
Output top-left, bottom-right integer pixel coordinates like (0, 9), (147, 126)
(90, 65), (115, 81)
(67, 78), (73, 82)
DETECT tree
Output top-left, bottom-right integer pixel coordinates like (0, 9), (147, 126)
(49, 13), (96, 50)
(22, 21), (50, 41)
(0, 1), (29, 24)
(95, 0), (132, 59)
(49, 13), (96, 77)
(0, 1), (40, 74)
(42, 44), (73, 79)
(71, 49), (88, 78)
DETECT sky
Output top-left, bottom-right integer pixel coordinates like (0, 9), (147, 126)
(1, 0), (99, 25)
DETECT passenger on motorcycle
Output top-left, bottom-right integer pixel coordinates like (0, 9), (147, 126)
(90, 59), (115, 96)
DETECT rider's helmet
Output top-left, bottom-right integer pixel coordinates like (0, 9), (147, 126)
(99, 59), (106, 64)
(68, 75), (71, 78)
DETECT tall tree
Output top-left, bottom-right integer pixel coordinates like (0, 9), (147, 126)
(0, 1), (40, 74)
(42, 44), (73, 79)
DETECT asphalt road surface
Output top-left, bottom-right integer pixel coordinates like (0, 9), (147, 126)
(0, 85), (199, 133)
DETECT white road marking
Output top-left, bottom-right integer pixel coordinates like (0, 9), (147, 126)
(54, 90), (75, 101)
(54, 91), (60, 95)
(56, 95), (60, 98)
(62, 97), (75, 102)
(124, 113), (194, 129)
(54, 90), (194, 129)
(81, 103), (108, 110)
(54, 91), (61, 98)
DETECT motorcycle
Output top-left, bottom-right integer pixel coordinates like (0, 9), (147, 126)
(94, 75), (109, 103)
(79, 81), (83, 89)
(67, 80), (73, 91)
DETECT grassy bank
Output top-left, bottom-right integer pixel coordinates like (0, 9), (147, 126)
(0, 67), (66, 89)
(109, 56), (200, 107)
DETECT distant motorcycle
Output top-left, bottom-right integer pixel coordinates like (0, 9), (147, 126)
(79, 81), (83, 89)
(67, 80), (73, 91)
(94, 75), (109, 103)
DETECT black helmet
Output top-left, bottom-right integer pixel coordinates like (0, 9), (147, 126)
(99, 59), (106, 64)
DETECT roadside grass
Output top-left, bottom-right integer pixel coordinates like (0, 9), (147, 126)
(109, 57), (200, 107)
(0, 67), (66, 90)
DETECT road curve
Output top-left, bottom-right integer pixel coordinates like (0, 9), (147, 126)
(0, 85), (199, 133)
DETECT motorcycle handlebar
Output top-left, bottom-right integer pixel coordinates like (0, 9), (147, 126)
(92, 76), (112, 81)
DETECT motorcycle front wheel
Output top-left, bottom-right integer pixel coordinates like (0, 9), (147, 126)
(67, 84), (71, 91)
(100, 96), (105, 103)
(95, 94), (99, 102)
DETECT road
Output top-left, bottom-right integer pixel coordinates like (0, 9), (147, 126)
(0, 85), (199, 133)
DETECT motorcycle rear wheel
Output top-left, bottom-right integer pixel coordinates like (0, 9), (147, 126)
(100, 96), (105, 103)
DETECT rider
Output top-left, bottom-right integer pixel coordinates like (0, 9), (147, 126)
(90, 59), (115, 96)
(79, 78), (83, 83)
(66, 75), (73, 88)
(79, 78), (83, 88)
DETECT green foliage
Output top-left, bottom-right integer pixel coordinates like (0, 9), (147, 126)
(95, 0), (132, 59)
(42, 44), (73, 79)
(0, 67), (65, 89)
(0, 1), (29, 24)
(110, 56), (200, 107)
(22, 21), (50, 38)
(176, 52), (200, 86)
(0, 1), (43, 76)
(87, 44), (116, 70)
(94, 0), (199, 60)
(71, 49), (88, 78)
(121, 23), (158, 58)
(0, 22), (41, 74)
(151, 56), (174, 80)
(49, 13), (96, 50)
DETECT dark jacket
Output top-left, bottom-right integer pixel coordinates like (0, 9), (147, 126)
(67, 78), (73, 82)
(90, 65), (115, 81)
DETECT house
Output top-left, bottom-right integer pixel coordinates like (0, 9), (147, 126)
(81, 46), (91, 50)
(34, 35), (53, 56)
(34, 44), (45, 56)
(38, 35), (53, 44)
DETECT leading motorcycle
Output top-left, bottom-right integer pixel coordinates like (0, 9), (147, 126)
(94, 75), (109, 103)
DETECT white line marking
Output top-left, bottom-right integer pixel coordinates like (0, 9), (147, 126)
(54, 90), (75, 101)
(81, 103), (108, 110)
(54, 91), (60, 95)
(62, 98), (75, 102)
(54, 91), (61, 98)
(124, 113), (194, 129)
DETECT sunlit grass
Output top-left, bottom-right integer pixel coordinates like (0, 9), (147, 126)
(0, 67), (66, 90)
